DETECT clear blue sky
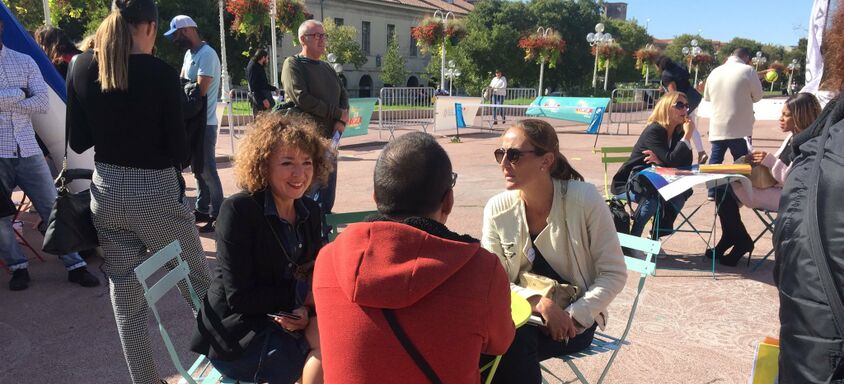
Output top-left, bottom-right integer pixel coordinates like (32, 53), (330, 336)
(622, 0), (813, 47)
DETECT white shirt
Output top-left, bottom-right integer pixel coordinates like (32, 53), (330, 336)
(703, 56), (763, 141)
(489, 76), (507, 96)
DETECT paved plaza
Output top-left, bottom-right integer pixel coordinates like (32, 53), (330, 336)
(1, 111), (783, 383)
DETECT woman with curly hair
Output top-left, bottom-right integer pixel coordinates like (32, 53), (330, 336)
(190, 113), (330, 384)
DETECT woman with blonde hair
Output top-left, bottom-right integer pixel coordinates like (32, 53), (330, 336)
(67, 1), (210, 382)
(482, 119), (627, 383)
(611, 91), (696, 238)
(190, 113), (329, 383)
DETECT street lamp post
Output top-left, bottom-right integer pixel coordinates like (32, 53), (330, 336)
(752, 51), (767, 72)
(787, 59), (801, 95)
(536, 27), (553, 96)
(433, 10), (455, 92)
(327, 53), (343, 74)
(586, 23), (613, 89)
(445, 60), (461, 95)
(682, 39), (703, 84)
(269, 0), (279, 88)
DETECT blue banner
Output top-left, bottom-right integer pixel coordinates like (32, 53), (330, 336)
(526, 96), (610, 126)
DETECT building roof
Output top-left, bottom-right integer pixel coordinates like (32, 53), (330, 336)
(379, 0), (473, 15)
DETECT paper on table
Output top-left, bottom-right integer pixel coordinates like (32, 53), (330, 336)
(641, 168), (753, 200)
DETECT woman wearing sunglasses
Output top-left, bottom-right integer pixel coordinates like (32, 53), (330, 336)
(611, 91), (696, 238)
(481, 119), (627, 384)
(706, 92), (821, 266)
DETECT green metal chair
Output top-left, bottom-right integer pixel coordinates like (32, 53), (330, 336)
(540, 233), (659, 384)
(594, 146), (633, 199)
(134, 240), (245, 384)
(325, 210), (378, 242)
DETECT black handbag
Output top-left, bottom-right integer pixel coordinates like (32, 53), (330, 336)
(42, 165), (99, 255)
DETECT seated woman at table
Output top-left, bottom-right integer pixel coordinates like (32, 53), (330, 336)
(190, 113), (329, 383)
(707, 92), (821, 266)
(610, 91), (696, 238)
(481, 119), (628, 384)
(656, 55), (707, 163)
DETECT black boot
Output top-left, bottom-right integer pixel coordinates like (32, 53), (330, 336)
(198, 217), (216, 233)
(719, 236), (754, 267)
(68, 266), (101, 287)
(9, 268), (30, 291)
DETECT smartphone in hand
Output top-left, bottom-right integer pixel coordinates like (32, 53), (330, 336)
(267, 311), (302, 321)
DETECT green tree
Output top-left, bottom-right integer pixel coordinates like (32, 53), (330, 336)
(717, 37), (763, 60)
(8, 0), (46, 32)
(380, 33), (408, 87)
(454, 0), (602, 95)
(601, 17), (653, 84)
(322, 19), (367, 69)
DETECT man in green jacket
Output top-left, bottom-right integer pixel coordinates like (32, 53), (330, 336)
(281, 20), (349, 214)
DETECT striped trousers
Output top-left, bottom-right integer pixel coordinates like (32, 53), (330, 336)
(91, 162), (210, 384)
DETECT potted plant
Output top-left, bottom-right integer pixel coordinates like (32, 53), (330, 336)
(634, 44), (660, 84)
(226, 0), (270, 40)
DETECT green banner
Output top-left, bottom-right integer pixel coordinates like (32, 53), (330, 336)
(344, 98), (378, 138)
(526, 97), (611, 124)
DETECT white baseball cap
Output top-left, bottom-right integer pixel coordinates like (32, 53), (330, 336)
(164, 15), (197, 38)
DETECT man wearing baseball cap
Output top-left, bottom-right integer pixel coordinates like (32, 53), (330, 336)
(165, 15), (224, 233)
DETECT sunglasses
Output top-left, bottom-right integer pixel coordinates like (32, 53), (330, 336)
(304, 33), (327, 40)
(441, 172), (458, 200)
(672, 101), (690, 111)
(494, 147), (546, 164)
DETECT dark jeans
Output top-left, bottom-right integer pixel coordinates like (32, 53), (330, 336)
(492, 94), (506, 121)
(708, 138), (749, 198)
(209, 327), (310, 383)
(308, 154), (337, 214)
(619, 191), (689, 238)
(488, 323), (597, 384)
(195, 124), (225, 217)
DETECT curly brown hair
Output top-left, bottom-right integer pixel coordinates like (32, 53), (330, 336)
(234, 113), (331, 194)
(821, 1), (844, 91)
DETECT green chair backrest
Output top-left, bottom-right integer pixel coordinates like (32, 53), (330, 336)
(595, 146), (633, 199)
(134, 241), (204, 384)
(326, 210), (379, 241)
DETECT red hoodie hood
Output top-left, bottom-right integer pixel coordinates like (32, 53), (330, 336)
(321, 221), (481, 309)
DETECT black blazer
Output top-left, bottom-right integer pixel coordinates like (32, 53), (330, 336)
(611, 122), (693, 195)
(190, 190), (323, 360)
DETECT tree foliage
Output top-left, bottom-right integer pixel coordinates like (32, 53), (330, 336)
(381, 34), (408, 86)
(600, 17), (652, 83)
(322, 19), (367, 69)
(717, 37), (763, 60)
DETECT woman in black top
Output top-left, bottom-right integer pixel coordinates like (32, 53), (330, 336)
(656, 56), (708, 163)
(611, 91), (695, 238)
(190, 113), (329, 383)
(66, 1), (210, 383)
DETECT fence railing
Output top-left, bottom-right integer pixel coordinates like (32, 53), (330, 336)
(477, 88), (538, 128)
(606, 88), (663, 134)
(378, 87), (436, 139)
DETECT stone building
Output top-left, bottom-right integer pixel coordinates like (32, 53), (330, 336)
(274, 0), (473, 97)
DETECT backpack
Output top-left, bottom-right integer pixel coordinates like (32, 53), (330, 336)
(606, 197), (630, 235)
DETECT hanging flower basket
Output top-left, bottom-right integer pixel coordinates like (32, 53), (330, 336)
(517, 31), (566, 68)
(691, 52), (714, 67)
(592, 43), (625, 70)
(276, 0), (311, 36)
(226, 0), (270, 39)
(412, 17), (466, 52)
(634, 44), (659, 69)
(768, 61), (786, 72)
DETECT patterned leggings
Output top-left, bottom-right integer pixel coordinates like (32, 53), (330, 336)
(91, 162), (210, 384)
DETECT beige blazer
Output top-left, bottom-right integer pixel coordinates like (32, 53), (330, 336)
(482, 179), (627, 330)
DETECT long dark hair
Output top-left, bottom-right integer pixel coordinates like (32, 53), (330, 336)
(785, 93), (822, 134)
(511, 119), (584, 181)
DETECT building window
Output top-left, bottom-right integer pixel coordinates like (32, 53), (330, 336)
(409, 28), (417, 57)
(334, 17), (344, 26)
(387, 24), (395, 40)
(362, 21), (371, 55)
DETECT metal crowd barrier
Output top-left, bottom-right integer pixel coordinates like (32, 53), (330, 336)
(378, 87), (436, 139)
(480, 88), (538, 125)
(607, 88), (663, 134)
